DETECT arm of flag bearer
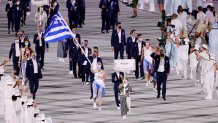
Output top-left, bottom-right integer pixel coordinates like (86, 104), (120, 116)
(43, 12), (91, 65)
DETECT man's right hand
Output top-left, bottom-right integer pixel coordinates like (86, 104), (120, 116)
(112, 47), (114, 52)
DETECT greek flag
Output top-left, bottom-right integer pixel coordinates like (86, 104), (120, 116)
(44, 12), (73, 43)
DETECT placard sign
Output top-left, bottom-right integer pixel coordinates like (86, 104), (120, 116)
(114, 59), (135, 72)
(32, 0), (49, 6)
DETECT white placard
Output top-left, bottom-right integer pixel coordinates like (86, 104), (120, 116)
(32, 0), (49, 6)
(114, 59), (135, 72)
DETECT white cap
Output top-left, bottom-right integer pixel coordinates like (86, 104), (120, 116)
(21, 96), (28, 102)
(26, 98), (34, 105)
(34, 108), (40, 114)
(202, 44), (208, 50)
(13, 89), (21, 96)
(184, 38), (189, 45)
(210, 54), (216, 60)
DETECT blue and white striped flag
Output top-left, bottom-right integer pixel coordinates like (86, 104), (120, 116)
(44, 12), (73, 43)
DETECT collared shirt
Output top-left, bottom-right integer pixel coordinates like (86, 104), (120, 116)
(85, 48), (88, 57)
(132, 36), (135, 43)
(157, 58), (165, 72)
(118, 31), (121, 43)
(32, 59), (38, 74)
(38, 33), (42, 47)
(138, 41), (142, 55)
(92, 58), (97, 71)
(15, 43), (20, 57)
(116, 72), (119, 78)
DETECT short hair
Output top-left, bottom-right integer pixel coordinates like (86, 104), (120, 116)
(130, 29), (135, 34)
(93, 46), (98, 50)
(137, 34), (142, 37)
(177, 5), (183, 13)
(198, 6), (203, 11)
(116, 22), (121, 26)
(84, 40), (88, 43)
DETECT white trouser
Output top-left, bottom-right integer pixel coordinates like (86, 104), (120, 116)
(164, 0), (174, 16)
(190, 66), (197, 80)
(126, 97), (131, 110)
(203, 72), (214, 98)
(179, 59), (188, 79)
(173, 0), (182, 14)
(148, 0), (155, 12)
(139, 0), (145, 9)
(181, 0), (192, 13)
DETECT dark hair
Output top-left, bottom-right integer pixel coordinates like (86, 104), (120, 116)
(130, 29), (135, 34)
(93, 46), (98, 50)
(12, 95), (17, 101)
(84, 40), (88, 43)
(137, 34), (142, 37)
(177, 5), (183, 13)
(116, 22), (121, 26)
(198, 6), (203, 11)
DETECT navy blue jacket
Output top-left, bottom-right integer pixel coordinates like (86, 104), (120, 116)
(99, 0), (111, 13)
(66, 0), (79, 15)
(9, 42), (22, 59)
(110, 0), (119, 14)
(33, 33), (49, 51)
(126, 36), (137, 57)
(131, 41), (145, 58)
(77, 46), (92, 64)
(25, 59), (42, 79)
(151, 53), (170, 74)
(85, 56), (104, 73)
(112, 72), (124, 89)
(111, 29), (126, 49)
(66, 35), (81, 59)
(13, 4), (22, 19)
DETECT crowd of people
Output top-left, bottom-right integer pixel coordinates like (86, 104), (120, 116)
(1, 0), (218, 122)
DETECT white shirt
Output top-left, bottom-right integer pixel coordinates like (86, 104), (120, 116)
(171, 19), (183, 35)
(118, 31), (121, 43)
(158, 58), (165, 72)
(132, 37), (135, 42)
(85, 48), (88, 57)
(197, 12), (206, 24)
(138, 41), (142, 55)
(179, 45), (189, 60)
(15, 43), (20, 57)
(38, 33), (42, 47)
(178, 12), (188, 30)
(116, 72), (119, 78)
(32, 59), (38, 74)
(92, 58), (97, 71)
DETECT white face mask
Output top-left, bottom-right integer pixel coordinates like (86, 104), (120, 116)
(8, 1), (12, 4)
(97, 65), (101, 69)
(15, 40), (19, 43)
(25, 43), (28, 46)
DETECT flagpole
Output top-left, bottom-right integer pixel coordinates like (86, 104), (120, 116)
(57, 12), (92, 65)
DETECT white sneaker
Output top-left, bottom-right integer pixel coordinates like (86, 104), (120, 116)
(58, 58), (62, 62)
(62, 58), (65, 62)
(85, 82), (89, 85)
(93, 103), (97, 109)
(204, 96), (212, 100)
(98, 107), (102, 111)
(145, 83), (149, 86)
(68, 71), (73, 75)
(116, 107), (120, 110)
(122, 115), (127, 120)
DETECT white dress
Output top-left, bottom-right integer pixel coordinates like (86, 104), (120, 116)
(14, 98), (22, 123)
(164, 0), (174, 16)
(209, 23), (218, 58)
(4, 85), (15, 123)
(189, 52), (199, 80)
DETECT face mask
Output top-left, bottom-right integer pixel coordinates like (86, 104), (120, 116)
(97, 65), (101, 69)
(25, 43), (28, 46)
(138, 38), (143, 42)
(118, 26), (122, 29)
(8, 1), (12, 4)
(32, 56), (36, 60)
(160, 54), (165, 57)
(93, 54), (97, 58)
(84, 43), (88, 47)
(16, 2), (20, 5)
